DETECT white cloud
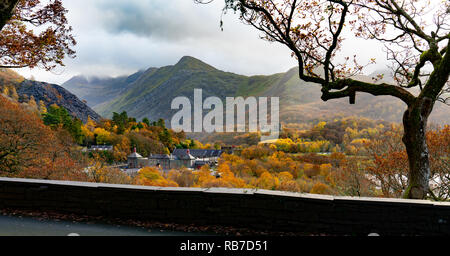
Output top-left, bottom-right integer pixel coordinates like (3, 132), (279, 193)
(16, 0), (385, 85)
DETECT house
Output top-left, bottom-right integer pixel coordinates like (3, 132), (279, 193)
(127, 148), (224, 171)
(88, 145), (114, 151)
(147, 152), (197, 170)
(127, 148), (148, 169)
(173, 149), (223, 163)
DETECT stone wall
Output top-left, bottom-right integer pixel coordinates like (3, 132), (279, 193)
(0, 177), (449, 235)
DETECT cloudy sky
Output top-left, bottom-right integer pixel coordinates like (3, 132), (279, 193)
(16, 0), (386, 85)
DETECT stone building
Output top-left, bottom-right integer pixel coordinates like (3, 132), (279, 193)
(127, 148), (148, 169)
(172, 149), (223, 164)
(147, 152), (197, 170)
(89, 145), (114, 151)
(127, 148), (224, 171)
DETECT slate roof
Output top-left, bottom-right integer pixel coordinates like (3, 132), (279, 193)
(149, 154), (172, 159)
(128, 152), (143, 158)
(177, 153), (196, 160)
(172, 149), (223, 159)
(89, 145), (113, 151)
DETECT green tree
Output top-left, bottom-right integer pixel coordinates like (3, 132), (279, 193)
(159, 128), (173, 149)
(43, 105), (83, 144)
(155, 118), (166, 129)
(112, 111), (129, 134)
(142, 117), (150, 127)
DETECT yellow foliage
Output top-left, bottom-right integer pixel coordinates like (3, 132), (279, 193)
(94, 127), (111, 145)
(2, 86), (9, 96)
(87, 160), (131, 184)
(136, 167), (178, 187)
(310, 182), (331, 195)
(278, 180), (301, 192)
(217, 163), (247, 188)
(113, 136), (131, 162)
(81, 125), (94, 141)
(269, 144), (277, 151)
(319, 164), (332, 177)
(38, 100), (47, 114)
(195, 166), (216, 187)
(168, 169), (198, 187)
(278, 171), (294, 182)
(254, 172), (279, 190)
(303, 163), (314, 171)
(314, 121), (326, 130)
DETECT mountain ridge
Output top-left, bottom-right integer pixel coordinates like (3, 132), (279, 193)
(61, 56), (450, 125)
(18, 80), (101, 123)
(0, 68), (101, 123)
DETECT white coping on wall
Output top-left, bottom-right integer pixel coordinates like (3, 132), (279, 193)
(0, 177), (449, 206)
(254, 189), (335, 200)
(204, 188), (257, 194)
(158, 187), (208, 192)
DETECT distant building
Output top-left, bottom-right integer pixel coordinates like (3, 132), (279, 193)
(127, 148), (224, 171)
(148, 152), (196, 170)
(127, 148), (148, 169)
(89, 145), (114, 151)
(172, 149), (223, 163)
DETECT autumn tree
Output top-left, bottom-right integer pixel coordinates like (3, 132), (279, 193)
(331, 155), (376, 197)
(427, 125), (450, 200)
(0, 95), (85, 180)
(198, 0), (450, 199)
(86, 159), (132, 185)
(0, 94), (51, 173)
(168, 168), (199, 187)
(365, 125), (450, 200)
(135, 167), (179, 187)
(365, 125), (409, 197)
(0, 0), (75, 70)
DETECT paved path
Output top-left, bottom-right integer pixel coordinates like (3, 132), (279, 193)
(0, 215), (204, 236)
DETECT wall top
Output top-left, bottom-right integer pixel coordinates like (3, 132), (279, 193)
(1, 177), (449, 206)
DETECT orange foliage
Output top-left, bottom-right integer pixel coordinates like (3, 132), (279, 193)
(135, 167), (178, 187)
(253, 172), (279, 190)
(0, 95), (85, 180)
(310, 182), (331, 195)
(0, 0), (76, 70)
(168, 168), (198, 187)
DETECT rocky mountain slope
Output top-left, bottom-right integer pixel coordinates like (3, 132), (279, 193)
(0, 69), (101, 123)
(17, 80), (101, 123)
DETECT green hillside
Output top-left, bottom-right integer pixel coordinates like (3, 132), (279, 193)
(62, 56), (450, 126)
(94, 56), (284, 121)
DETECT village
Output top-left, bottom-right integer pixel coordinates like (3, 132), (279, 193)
(126, 148), (224, 173)
(87, 145), (226, 176)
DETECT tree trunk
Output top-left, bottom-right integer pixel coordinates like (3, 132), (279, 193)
(402, 97), (434, 199)
(0, 0), (20, 30)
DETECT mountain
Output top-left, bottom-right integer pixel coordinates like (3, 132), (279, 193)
(0, 69), (101, 123)
(62, 56), (450, 125)
(62, 69), (145, 108)
(92, 56), (284, 121)
(17, 80), (101, 123)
